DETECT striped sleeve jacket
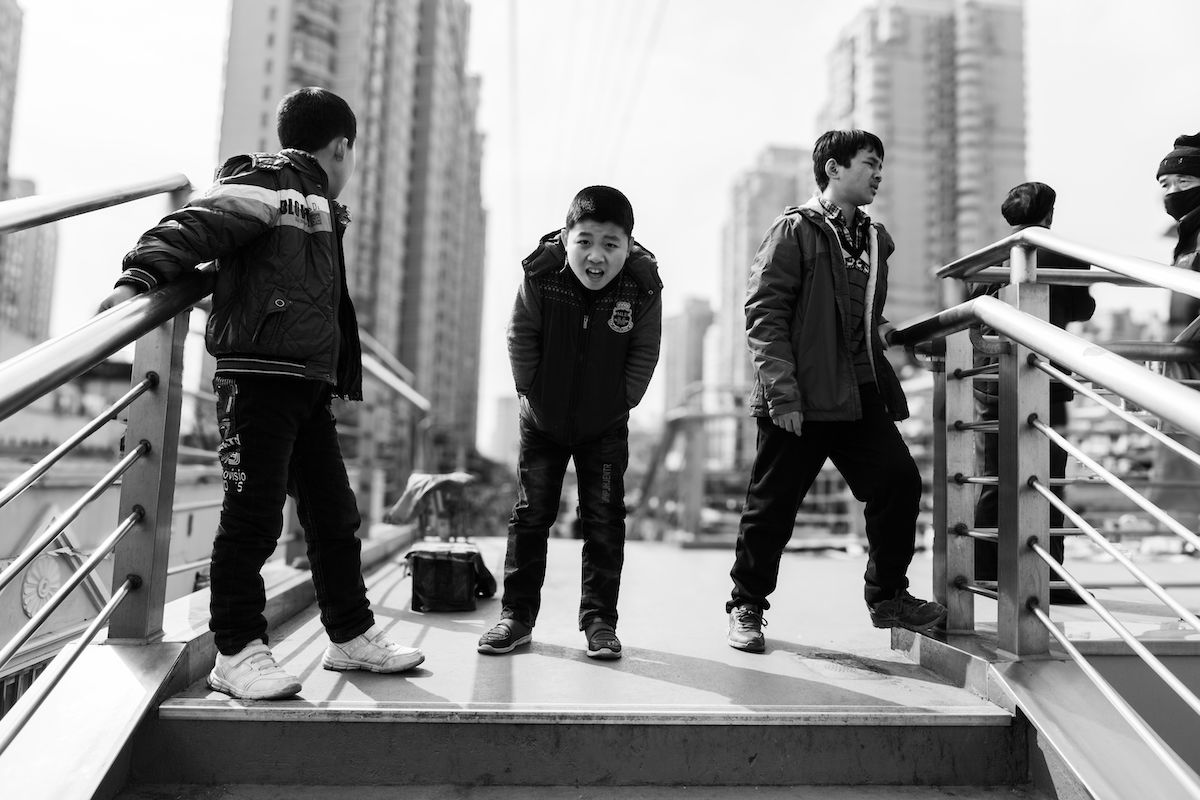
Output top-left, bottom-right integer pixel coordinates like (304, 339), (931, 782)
(117, 150), (362, 400)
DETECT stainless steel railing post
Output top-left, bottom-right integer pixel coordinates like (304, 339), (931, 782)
(106, 308), (191, 642)
(995, 256), (1051, 656)
(943, 329), (977, 630)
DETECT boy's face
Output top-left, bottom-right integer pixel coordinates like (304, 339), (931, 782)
(326, 139), (357, 199)
(828, 147), (883, 208)
(564, 220), (630, 291)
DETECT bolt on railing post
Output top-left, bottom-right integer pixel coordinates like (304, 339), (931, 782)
(106, 308), (191, 643)
(942, 328), (977, 631)
(996, 257), (1051, 656)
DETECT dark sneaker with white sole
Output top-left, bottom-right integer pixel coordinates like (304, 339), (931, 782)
(477, 619), (533, 654)
(727, 604), (767, 653)
(868, 591), (947, 632)
(584, 621), (622, 659)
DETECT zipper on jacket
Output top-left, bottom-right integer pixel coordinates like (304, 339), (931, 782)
(568, 308), (593, 442)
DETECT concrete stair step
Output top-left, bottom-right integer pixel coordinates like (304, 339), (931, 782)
(116, 783), (1051, 799)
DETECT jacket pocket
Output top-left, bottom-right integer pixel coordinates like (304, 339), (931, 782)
(252, 291), (290, 344)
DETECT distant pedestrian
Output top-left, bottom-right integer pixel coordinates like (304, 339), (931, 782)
(478, 186), (662, 659)
(726, 130), (945, 654)
(969, 182), (1094, 603)
(1149, 132), (1200, 517)
(99, 87), (424, 700)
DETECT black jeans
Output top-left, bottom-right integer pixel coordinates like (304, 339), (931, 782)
(974, 399), (1068, 580)
(210, 375), (373, 655)
(729, 384), (922, 611)
(501, 417), (629, 630)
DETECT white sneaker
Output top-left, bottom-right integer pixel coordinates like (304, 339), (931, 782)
(322, 624), (425, 673)
(208, 641), (302, 700)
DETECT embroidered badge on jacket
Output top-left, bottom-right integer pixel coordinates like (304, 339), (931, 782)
(608, 301), (634, 333)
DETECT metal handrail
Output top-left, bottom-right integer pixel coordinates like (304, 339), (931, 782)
(0, 376), (156, 511)
(0, 441), (149, 596)
(937, 227), (1200, 302)
(1030, 481), (1200, 635)
(964, 266), (1145, 287)
(166, 557), (212, 577)
(0, 575), (140, 756)
(0, 268), (212, 422)
(894, 295), (1200, 440)
(1029, 600), (1200, 800)
(1033, 358), (1200, 471)
(0, 509), (142, 672)
(0, 174), (191, 235)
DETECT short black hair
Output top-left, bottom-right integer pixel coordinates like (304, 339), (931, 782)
(564, 185), (635, 236)
(812, 130), (885, 190)
(276, 87), (357, 152)
(1001, 181), (1056, 226)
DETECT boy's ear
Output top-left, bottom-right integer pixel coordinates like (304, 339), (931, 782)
(824, 157), (839, 182)
(334, 137), (348, 162)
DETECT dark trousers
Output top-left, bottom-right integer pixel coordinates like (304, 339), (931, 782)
(974, 400), (1067, 580)
(209, 374), (373, 656)
(729, 384), (922, 611)
(501, 417), (629, 630)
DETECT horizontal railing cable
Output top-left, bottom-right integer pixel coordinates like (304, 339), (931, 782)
(0, 441), (149, 596)
(0, 574), (140, 756)
(0, 509), (142, 672)
(1027, 537), (1200, 720)
(166, 556), (212, 577)
(954, 577), (999, 600)
(1033, 357), (1200, 471)
(1028, 599), (1200, 800)
(0, 375), (155, 511)
(0, 174), (190, 235)
(964, 266), (1146, 287)
(172, 498), (222, 514)
(1029, 417), (1200, 551)
(1030, 481), (1200, 635)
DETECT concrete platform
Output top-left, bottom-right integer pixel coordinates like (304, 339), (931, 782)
(160, 537), (1009, 726)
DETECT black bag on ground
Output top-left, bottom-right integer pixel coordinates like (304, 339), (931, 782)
(405, 542), (496, 612)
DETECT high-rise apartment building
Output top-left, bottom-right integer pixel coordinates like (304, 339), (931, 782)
(818, 0), (1025, 323)
(219, 0), (486, 487)
(662, 297), (714, 415)
(0, 178), (57, 342)
(0, 0), (19, 203)
(713, 146), (810, 469)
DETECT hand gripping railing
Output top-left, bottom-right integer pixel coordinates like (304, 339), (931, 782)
(899, 229), (1200, 794)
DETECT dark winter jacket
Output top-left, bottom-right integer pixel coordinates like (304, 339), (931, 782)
(1168, 205), (1200, 330)
(508, 230), (663, 444)
(745, 197), (909, 421)
(117, 150), (363, 399)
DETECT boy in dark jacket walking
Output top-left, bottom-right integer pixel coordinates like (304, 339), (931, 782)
(478, 186), (662, 659)
(100, 87), (423, 700)
(726, 130), (945, 653)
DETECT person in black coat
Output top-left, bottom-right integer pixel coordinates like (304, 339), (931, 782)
(971, 182), (1095, 602)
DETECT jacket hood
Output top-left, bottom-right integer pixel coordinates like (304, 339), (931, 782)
(522, 228), (662, 294)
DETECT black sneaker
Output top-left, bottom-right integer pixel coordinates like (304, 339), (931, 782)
(727, 604), (767, 653)
(868, 591), (946, 632)
(585, 621), (622, 660)
(477, 619), (532, 654)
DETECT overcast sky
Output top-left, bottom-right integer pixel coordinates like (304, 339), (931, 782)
(8, 0), (1200, 451)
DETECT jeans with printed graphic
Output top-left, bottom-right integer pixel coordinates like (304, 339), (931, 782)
(501, 416), (629, 630)
(210, 374), (373, 656)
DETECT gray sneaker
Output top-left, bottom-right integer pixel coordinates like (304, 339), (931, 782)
(727, 604), (767, 653)
(868, 591), (946, 632)
(208, 641), (301, 700)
